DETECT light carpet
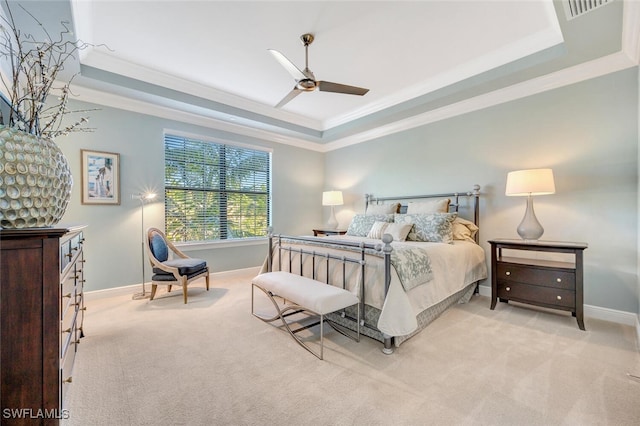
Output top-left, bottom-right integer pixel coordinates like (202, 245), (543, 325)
(63, 270), (640, 425)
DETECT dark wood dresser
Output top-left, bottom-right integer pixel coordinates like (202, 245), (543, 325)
(1, 226), (86, 424)
(489, 239), (587, 330)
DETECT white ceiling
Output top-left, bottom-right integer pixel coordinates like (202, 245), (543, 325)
(72, 0), (562, 130)
(6, 1), (637, 149)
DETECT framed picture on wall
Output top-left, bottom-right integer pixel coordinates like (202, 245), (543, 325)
(81, 149), (120, 205)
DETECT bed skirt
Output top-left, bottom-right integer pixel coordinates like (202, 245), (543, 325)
(327, 282), (477, 348)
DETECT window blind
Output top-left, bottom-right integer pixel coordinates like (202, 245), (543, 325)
(164, 134), (271, 242)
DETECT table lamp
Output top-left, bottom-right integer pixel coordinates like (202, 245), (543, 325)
(505, 168), (555, 241)
(322, 190), (343, 229)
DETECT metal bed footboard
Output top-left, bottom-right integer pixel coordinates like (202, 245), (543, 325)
(267, 232), (396, 352)
(266, 185), (482, 354)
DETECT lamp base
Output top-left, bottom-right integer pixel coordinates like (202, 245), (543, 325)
(517, 195), (544, 241)
(326, 206), (338, 229)
(132, 282), (151, 300)
(132, 292), (151, 300)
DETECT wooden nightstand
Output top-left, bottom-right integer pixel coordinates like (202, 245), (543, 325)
(313, 228), (347, 236)
(489, 239), (588, 330)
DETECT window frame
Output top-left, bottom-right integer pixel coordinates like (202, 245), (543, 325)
(163, 130), (272, 245)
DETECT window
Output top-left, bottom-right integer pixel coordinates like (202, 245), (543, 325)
(164, 133), (271, 243)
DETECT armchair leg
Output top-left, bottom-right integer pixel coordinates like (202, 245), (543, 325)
(150, 284), (158, 300)
(181, 277), (188, 304)
(205, 273), (210, 291)
(167, 285), (172, 293)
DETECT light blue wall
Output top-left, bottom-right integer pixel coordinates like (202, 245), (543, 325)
(324, 68), (639, 314)
(55, 102), (324, 291)
(54, 67), (638, 315)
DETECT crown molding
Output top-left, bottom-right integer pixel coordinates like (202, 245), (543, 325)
(80, 49), (324, 131)
(73, 48), (635, 155)
(324, 50), (637, 152)
(70, 85), (326, 152)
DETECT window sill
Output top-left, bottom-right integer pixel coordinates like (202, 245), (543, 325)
(175, 237), (268, 252)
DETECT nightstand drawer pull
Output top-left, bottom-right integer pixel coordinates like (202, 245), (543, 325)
(506, 287), (510, 291)
(505, 271), (511, 276)
(556, 278), (562, 283)
(557, 295), (562, 300)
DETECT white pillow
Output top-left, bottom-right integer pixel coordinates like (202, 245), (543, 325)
(366, 203), (400, 215)
(406, 199), (450, 214)
(384, 223), (413, 242)
(366, 221), (413, 242)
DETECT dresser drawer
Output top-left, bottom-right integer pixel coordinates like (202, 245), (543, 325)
(497, 281), (575, 309)
(61, 274), (77, 313)
(60, 325), (78, 408)
(60, 317), (75, 360)
(60, 231), (83, 276)
(496, 262), (575, 290)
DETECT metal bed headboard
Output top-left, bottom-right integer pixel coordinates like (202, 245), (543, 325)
(364, 184), (481, 242)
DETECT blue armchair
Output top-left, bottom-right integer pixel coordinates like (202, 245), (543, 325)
(146, 227), (210, 303)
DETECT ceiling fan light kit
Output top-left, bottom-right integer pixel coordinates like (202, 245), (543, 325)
(269, 33), (369, 108)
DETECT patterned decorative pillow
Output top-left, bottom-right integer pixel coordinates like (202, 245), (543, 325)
(394, 213), (457, 243)
(347, 214), (394, 237)
(366, 203), (401, 215)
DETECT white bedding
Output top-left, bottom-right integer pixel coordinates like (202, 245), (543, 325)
(265, 235), (488, 337)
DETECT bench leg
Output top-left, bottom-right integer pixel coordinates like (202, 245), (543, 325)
(251, 284), (325, 359)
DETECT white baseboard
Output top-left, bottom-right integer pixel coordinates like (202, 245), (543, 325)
(477, 284), (638, 328)
(84, 266), (261, 302)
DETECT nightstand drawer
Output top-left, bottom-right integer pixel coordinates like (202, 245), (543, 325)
(496, 262), (575, 290)
(497, 281), (575, 309)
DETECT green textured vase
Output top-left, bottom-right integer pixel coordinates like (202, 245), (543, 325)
(0, 125), (73, 229)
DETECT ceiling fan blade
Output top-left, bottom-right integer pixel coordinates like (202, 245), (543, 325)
(318, 81), (369, 96)
(268, 49), (306, 81)
(275, 87), (303, 108)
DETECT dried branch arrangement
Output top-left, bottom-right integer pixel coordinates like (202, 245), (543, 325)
(0, 0), (99, 139)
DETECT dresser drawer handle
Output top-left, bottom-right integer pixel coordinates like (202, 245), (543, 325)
(505, 271), (511, 276)
(557, 295), (562, 300)
(62, 327), (72, 334)
(62, 293), (72, 298)
(556, 278), (562, 283)
(506, 287), (510, 291)
(64, 376), (73, 384)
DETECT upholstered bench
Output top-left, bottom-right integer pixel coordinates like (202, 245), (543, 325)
(251, 271), (360, 360)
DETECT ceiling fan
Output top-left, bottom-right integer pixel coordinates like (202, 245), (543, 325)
(268, 33), (369, 108)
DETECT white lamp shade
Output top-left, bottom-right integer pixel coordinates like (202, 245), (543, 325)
(322, 191), (343, 206)
(505, 169), (555, 196)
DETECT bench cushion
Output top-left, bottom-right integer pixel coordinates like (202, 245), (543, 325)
(252, 271), (359, 315)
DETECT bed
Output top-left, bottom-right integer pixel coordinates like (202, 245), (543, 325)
(261, 186), (488, 354)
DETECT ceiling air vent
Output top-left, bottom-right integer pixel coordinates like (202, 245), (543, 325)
(564, 0), (613, 20)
